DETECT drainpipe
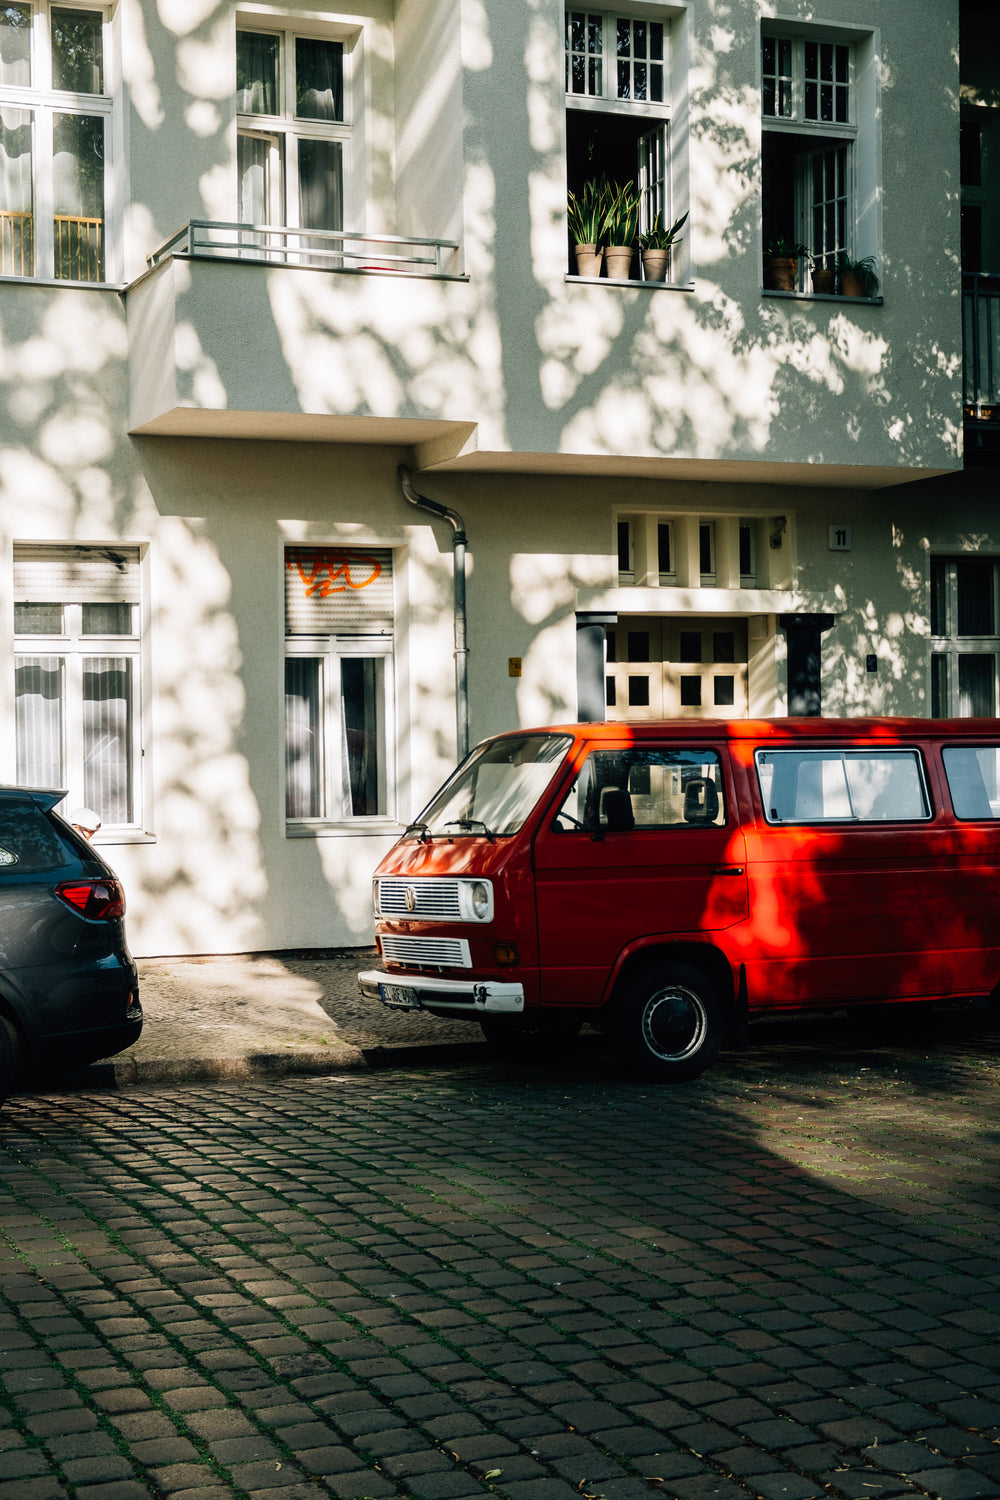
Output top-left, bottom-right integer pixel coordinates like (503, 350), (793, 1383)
(398, 465), (469, 761)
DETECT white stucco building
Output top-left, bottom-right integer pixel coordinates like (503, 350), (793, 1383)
(0, 0), (994, 956)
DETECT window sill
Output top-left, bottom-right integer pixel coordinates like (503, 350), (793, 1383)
(286, 819), (404, 838)
(0, 274), (123, 290)
(762, 288), (883, 306)
(92, 831), (156, 845)
(566, 275), (695, 291)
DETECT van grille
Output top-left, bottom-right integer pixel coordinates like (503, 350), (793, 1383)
(381, 935), (471, 969)
(377, 878), (463, 920)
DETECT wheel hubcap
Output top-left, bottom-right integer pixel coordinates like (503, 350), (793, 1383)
(641, 985), (708, 1062)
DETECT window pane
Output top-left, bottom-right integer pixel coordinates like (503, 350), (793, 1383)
(617, 520), (631, 573)
(0, 105), (33, 276)
(52, 8), (103, 94)
(285, 657), (323, 818)
(15, 601), (63, 634)
(298, 137), (342, 231)
(679, 631), (701, 662)
(16, 655), (65, 787)
(82, 602), (133, 635)
(657, 523), (671, 574)
(53, 112), (104, 280)
(0, 4), (31, 87)
(956, 558), (994, 635)
(236, 31), (278, 114)
(679, 676), (701, 707)
(930, 558), (948, 636)
(959, 654), (994, 717)
(757, 749), (929, 822)
(628, 675), (650, 707)
(931, 653), (948, 717)
(237, 131), (275, 226)
(627, 631), (649, 663)
(714, 676), (735, 707)
(943, 746), (1000, 819)
(341, 657), (382, 816)
(83, 656), (133, 823)
(295, 37), (343, 121)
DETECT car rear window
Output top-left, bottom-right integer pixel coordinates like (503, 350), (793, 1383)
(0, 798), (74, 872)
(942, 745), (1000, 820)
(756, 748), (931, 823)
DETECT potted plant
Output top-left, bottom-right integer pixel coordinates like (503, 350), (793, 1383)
(638, 210), (689, 283)
(763, 236), (808, 292)
(811, 257), (837, 295)
(567, 176), (609, 277)
(602, 180), (641, 280)
(837, 253), (880, 298)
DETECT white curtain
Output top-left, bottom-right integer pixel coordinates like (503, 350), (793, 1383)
(15, 657), (65, 789)
(285, 658), (323, 818)
(82, 656), (133, 824)
(0, 5), (30, 88)
(238, 133), (271, 226)
(0, 107), (31, 213)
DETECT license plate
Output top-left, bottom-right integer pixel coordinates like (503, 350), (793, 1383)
(379, 983), (420, 1009)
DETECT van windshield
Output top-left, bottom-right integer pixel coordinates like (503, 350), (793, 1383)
(411, 734), (573, 838)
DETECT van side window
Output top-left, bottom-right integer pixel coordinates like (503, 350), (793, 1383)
(943, 746), (1000, 820)
(554, 749), (726, 832)
(756, 749), (930, 824)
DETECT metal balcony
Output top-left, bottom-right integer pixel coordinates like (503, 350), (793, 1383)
(147, 221), (460, 278)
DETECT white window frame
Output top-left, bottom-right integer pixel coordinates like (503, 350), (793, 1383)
(0, 0), (118, 283)
(13, 547), (145, 834)
(235, 17), (357, 238)
(930, 555), (1000, 719)
(284, 633), (395, 830)
(565, 6), (682, 272)
(760, 23), (877, 290)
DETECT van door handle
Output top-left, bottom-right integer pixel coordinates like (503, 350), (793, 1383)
(711, 865), (745, 876)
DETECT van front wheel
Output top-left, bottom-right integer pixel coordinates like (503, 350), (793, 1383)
(618, 963), (723, 1082)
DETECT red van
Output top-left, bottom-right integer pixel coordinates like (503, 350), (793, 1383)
(358, 718), (1000, 1081)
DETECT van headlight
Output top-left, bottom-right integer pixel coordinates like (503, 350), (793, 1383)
(471, 881), (490, 920)
(459, 878), (494, 922)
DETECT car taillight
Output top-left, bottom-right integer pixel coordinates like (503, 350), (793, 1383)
(56, 879), (126, 921)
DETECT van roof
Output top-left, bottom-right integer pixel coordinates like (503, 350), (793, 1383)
(492, 717), (1000, 744)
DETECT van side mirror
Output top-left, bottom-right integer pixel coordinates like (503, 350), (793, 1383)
(601, 789), (635, 833)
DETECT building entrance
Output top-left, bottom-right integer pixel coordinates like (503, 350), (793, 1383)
(606, 616), (749, 720)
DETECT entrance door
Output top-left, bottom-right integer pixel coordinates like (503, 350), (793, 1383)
(607, 617), (749, 720)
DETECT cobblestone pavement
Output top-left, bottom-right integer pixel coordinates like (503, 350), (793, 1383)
(3, 1009), (1000, 1500)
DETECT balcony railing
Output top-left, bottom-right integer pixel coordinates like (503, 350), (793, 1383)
(963, 272), (1000, 421)
(0, 210), (104, 281)
(147, 221), (460, 277)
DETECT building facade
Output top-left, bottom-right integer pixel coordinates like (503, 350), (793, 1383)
(0, 0), (989, 957)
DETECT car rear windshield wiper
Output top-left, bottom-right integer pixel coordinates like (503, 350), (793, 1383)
(444, 818), (495, 842)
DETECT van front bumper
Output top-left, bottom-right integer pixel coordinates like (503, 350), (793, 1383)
(358, 970), (524, 1016)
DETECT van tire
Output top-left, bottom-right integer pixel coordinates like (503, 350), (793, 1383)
(618, 962), (723, 1082)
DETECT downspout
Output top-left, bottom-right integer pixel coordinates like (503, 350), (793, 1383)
(398, 465), (470, 761)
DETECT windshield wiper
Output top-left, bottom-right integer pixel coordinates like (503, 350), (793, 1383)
(444, 818), (495, 842)
(403, 820), (432, 843)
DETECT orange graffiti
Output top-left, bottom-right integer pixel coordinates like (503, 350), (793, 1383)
(287, 548), (383, 597)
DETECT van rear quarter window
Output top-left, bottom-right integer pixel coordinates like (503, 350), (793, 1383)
(555, 747), (727, 832)
(755, 748), (930, 824)
(942, 745), (1000, 819)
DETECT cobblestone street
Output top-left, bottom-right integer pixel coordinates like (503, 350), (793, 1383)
(2, 1011), (1000, 1500)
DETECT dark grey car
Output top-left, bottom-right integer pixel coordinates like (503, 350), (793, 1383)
(0, 787), (141, 1105)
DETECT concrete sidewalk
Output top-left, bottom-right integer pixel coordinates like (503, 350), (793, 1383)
(75, 949), (489, 1089)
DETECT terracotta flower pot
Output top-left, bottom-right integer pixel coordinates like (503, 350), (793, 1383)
(573, 244), (603, 277)
(764, 256), (798, 291)
(839, 270), (865, 297)
(811, 268), (836, 295)
(641, 249), (669, 283)
(604, 245), (635, 280)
